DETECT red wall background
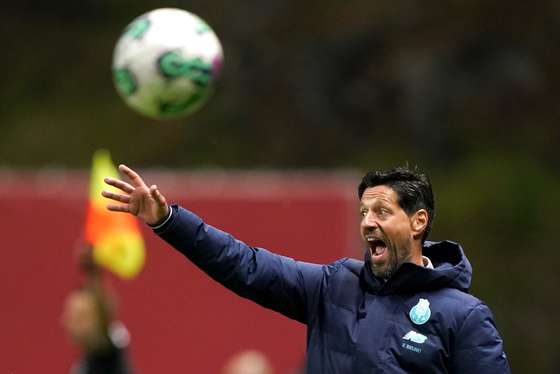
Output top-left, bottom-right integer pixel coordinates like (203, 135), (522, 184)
(0, 170), (359, 373)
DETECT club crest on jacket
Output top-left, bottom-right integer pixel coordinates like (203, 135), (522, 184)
(409, 298), (431, 325)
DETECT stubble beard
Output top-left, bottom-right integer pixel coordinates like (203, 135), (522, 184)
(371, 243), (412, 280)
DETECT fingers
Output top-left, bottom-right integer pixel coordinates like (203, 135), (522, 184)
(106, 203), (130, 213)
(104, 177), (135, 194)
(150, 185), (167, 206)
(118, 164), (146, 188)
(101, 190), (131, 203)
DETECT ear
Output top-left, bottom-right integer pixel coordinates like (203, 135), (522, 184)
(411, 209), (428, 240)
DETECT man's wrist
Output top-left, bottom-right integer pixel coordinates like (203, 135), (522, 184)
(148, 206), (173, 229)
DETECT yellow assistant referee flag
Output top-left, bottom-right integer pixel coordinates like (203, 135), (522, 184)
(84, 149), (145, 279)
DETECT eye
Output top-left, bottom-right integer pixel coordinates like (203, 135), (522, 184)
(359, 208), (368, 217)
(377, 207), (391, 218)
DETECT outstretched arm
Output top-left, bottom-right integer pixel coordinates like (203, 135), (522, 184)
(157, 205), (324, 322)
(102, 165), (324, 323)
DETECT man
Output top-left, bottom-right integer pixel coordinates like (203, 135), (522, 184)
(61, 286), (132, 374)
(61, 247), (132, 374)
(102, 165), (510, 373)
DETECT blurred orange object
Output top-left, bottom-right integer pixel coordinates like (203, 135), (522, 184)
(84, 149), (145, 279)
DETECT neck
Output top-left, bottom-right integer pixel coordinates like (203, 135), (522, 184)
(409, 241), (424, 266)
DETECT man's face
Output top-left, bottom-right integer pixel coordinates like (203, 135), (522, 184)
(61, 291), (103, 348)
(360, 185), (416, 279)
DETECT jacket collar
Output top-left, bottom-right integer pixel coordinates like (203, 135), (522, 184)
(360, 240), (472, 295)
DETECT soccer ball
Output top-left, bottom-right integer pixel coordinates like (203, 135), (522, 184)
(112, 8), (223, 119)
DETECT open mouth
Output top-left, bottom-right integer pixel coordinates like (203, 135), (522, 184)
(366, 236), (388, 258)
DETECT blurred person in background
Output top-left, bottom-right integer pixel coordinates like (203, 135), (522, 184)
(61, 247), (132, 374)
(222, 349), (274, 374)
(102, 164), (510, 373)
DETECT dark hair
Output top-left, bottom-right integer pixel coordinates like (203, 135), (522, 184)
(358, 166), (435, 242)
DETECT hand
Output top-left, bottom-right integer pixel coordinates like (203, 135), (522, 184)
(102, 164), (169, 226)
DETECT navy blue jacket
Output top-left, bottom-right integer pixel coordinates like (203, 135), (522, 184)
(155, 205), (510, 373)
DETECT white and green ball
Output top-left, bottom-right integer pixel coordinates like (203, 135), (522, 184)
(112, 8), (223, 119)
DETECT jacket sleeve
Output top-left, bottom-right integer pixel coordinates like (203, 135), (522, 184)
(153, 205), (324, 324)
(449, 303), (511, 373)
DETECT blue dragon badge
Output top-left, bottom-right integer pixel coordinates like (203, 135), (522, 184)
(409, 298), (431, 325)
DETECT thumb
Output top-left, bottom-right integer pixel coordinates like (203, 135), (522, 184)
(150, 185), (167, 207)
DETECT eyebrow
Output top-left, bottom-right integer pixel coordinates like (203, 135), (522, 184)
(359, 200), (393, 211)
(361, 195), (393, 204)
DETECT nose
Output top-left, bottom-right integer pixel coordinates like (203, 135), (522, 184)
(361, 211), (379, 230)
